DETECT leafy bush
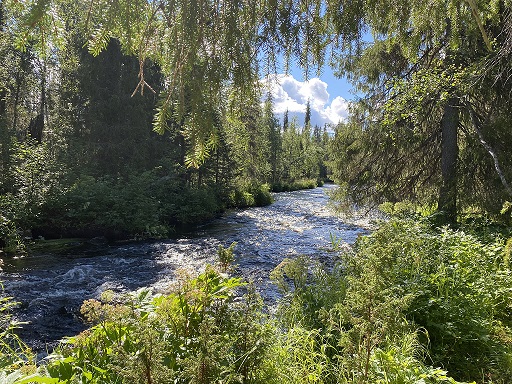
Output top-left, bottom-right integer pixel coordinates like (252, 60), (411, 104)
(173, 186), (221, 225)
(349, 219), (512, 382)
(0, 212), (23, 253)
(269, 251), (470, 384)
(38, 172), (223, 238)
(271, 178), (319, 192)
(228, 189), (255, 208)
(249, 183), (273, 206)
(41, 173), (165, 239)
(379, 200), (418, 218)
(227, 181), (273, 208)
(217, 242), (237, 272)
(271, 256), (347, 331)
(0, 289), (36, 380)
(269, 218), (512, 383)
(42, 267), (273, 384)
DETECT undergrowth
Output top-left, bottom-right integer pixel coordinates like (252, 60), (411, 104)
(1, 218), (511, 383)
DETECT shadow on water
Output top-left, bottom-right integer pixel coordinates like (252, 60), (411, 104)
(0, 184), (368, 353)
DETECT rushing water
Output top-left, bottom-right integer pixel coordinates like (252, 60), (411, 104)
(0, 184), (367, 353)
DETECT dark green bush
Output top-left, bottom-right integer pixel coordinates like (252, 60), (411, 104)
(271, 178), (318, 192)
(36, 172), (224, 239)
(228, 188), (255, 208)
(250, 183), (273, 206)
(227, 181), (273, 208)
(174, 186), (221, 225)
(0, 214), (21, 253)
(41, 173), (166, 239)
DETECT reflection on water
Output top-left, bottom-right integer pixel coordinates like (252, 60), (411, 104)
(0, 184), (367, 352)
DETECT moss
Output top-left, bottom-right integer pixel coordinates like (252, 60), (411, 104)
(27, 238), (88, 255)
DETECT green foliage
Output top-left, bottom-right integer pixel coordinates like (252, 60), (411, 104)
(227, 182), (273, 209)
(7, 141), (66, 230)
(504, 237), (512, 269)
(0, 210), (23, 253)
(44, 173), (166, 239)
(4, 0), (512, 216)
(267, 326), (331, 383)
(0, 8), (334, 245)
(267, 218), (512, 383)
(0, 290), (35, 378)
(0, 140), (65, 249)
(217, 242), (237, 272)
(378, 200), (427, 219)
(6, 217), (510, 383)
(271, 256), (347, 331)
(349, 219), (512, 382)
(35, 170), (226, 239)
(228, 189), (256, 208)
(267, 239), (475, 384)
(246, 183), (272, 206)
(327, 0), (512, 219)
(42, 267), (272, 384)
(271, 179), (319, 192)
(502, 202), (512, 223)
(172, 186), (222, 226)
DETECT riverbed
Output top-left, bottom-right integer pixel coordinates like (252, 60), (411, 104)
(0, 184), (367, 353)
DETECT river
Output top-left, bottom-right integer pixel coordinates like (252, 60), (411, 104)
(0, 184), (367, 353)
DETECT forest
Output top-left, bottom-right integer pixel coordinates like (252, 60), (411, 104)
(0, 20), (330, 248)
(1, 0), (512, 383)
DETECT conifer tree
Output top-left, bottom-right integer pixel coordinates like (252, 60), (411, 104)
(283, 109), (289, 132)
(6, 0), (512, 218)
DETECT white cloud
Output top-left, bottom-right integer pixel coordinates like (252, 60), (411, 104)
(322, 96), (350, 124)
(262, 74), (349, 127)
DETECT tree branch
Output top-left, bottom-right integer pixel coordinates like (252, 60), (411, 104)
(466, 0), (493, 52)
(465, 101), (512, 197)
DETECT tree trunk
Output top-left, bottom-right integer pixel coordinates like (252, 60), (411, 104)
(1, 3), (10, 192)
(0, 83), (7, 193)
(28, 62), (47, 143)
(437, 97), (459, 224)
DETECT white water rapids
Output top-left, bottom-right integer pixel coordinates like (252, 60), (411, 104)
(0, 184), (368, 353)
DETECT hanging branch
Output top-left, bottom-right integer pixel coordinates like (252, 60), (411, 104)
(465, 101), (512, 197)
(86, 0), (95, 29)
(466, 0), (493, 52)
(131, 1), (160, 97)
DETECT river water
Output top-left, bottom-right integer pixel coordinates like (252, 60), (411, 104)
(0, 184), (367, 353)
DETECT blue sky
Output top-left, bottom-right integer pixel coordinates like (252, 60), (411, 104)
(259, 30), (377, 128)
(261, 61), (355, 128)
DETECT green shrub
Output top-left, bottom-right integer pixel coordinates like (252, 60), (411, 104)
(0, 289), (36, 379)
(38, 172), (223, 238)
(217, 242), (237, 272)
(271, 256), (347, 331)
(350, 219), (512, 383)
(250, 183), (273, 206)
(228, 188), (254, 208)
(271, 179), (319, 192)
(45, 267), (273, 384)
(227, 181), (273, 208)
(0, 214), (23, 253)
(268, 249), (469, 384)
(174, 186), (221, 225)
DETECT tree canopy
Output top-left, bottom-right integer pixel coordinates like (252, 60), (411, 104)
(3, 0), (512, 217)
